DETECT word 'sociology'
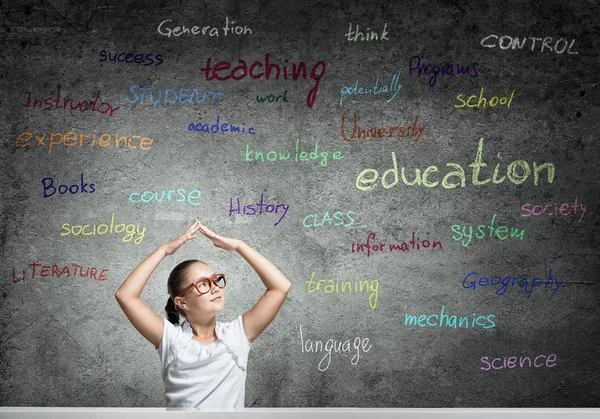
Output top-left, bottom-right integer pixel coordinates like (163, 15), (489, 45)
(229, 193), (290, 227)
(352, 232), (442, 256)
(24, 89), (119, 116)
(342, 112), (424, 142)
(462, 268), (564, 299)
(306, 272), (379, 309)
(201, 54), (326, 108)
(245, 139), (343, 167)
(16, 131), (154, 154)
(404, 306), (496, 329)
(42, 174), (95, 198)
(188, 116), (255, 135)
(157, 17), (252, 37)
(339, 72), (402, 106)
(356, 138), (555, 191)
(129, 188), (201, 206)
(300, 325), (372, 372)
(480, 35), (577, 54)
(451, 214), (525, 247)
(409, 55), (479, 87)
(12, 263), (109, 283)
(126, 86), (223, 105)
(61, 212), (146, 244)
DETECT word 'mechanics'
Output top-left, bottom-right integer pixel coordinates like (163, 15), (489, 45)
(42, 174), (95, 198)
(99, 50), (164, 66)
(521, 197), (587, 222)
(462, 268), (564, 299)
(409, 55), (479, 87)
(188, 116), (255, 135)
(129, 188), (201, 206)
(345, 23), (389, 41)
(342, 112), (424, 142)
(356, 138), (555, 191)
(200, 54), (326, 108)
(61, 212), (146, 244)
(299, 325), (372, 372)
(352, 232), (442, 257)
(455, 88), (515, 109)
(229, 193), (290, 227)
(24, 89), (119, 116)
(126, 86), (223, 105)
(339, 72), (402, 106)
(16, 131), (154, 154)
(303, 211), (355, 228)
(480, 35), (578, 54)
(404, 306), (496, 329)
(157, 17), (252, 37)
(480, 353), (557, 371)
(306, 272), (379, 309)
(451, 214), (525, 247)
(12, 263), (108, 283)
(245, 139), (343, 167)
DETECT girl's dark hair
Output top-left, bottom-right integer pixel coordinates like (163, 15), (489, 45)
(165, 259), (204, 325)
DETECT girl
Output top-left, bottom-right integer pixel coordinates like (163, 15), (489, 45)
(114, 220), (291, 409)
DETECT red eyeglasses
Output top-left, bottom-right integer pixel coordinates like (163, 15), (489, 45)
(176, 273), (226, 298)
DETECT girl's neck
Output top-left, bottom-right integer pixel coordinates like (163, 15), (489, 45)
(187, 316), (217, 338)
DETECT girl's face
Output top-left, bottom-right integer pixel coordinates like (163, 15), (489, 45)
(178, 262), (225, 317)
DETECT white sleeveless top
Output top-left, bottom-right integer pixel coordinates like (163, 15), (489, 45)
(157, 315), (252, 409)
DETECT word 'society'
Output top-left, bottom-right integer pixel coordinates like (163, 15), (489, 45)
(356, 138), (555, 190)
(521, 197), (587, 222)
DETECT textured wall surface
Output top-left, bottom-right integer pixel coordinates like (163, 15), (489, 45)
(0, 0), (599, 408)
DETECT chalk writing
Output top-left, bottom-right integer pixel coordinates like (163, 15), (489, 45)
(344, 23), (389, 41)
(451, 214), (525, 247)
(521, 197), (587, 222)
(12, 263), (109, 283)
(16, 130), (154, 154)
(352, 232), (442, 256)
(126, 86), (223, 105)
(303, 211), (355, 228)
(256, 90), (288, 103)
(404, 306), (496, 329)
(306, 272), (378, 309)
(339, 72), (401, 106)
(480, 354), (557, 371)
(24, 89), (119, 116)
(61, 212), (146, 244)
(200, 54), (326, 108)
(157, 17), (252, 38)
(408, 55), (479, 87)
(480, 35), (578, 54)
(42, 174), (95, 198)
(229, 193), (290, 227)
(355, 138), (555, 191)
(342, 112), (424, 142)
(99, 50), (164, 66)
(455, 88), (515, 109)
(129, 188), (201, 206)
(187, 116), (255, 134)
(462, 269), (564, 299)
(245, 139), (343, 167)
(299, 325), (372, 371)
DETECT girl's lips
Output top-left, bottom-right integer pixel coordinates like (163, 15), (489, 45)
(211, 296), (222, 302)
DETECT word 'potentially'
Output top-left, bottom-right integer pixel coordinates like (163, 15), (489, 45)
(16, 131), (154, 154)
(300, 325), (372, 372)
(339, 72), (401, 106)
(356, 138), (555, 191)
(404, 306), (496, 329)
(229, 193), (289, 227)
(61, 212), (146, 244)
(306, 272), (379, 309)
(43, 174), (95, 198)
(462, 268), (564, 299)
(200, 54), (326, 108)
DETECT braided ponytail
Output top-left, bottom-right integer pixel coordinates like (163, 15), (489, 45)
(165, 297), (181, 325)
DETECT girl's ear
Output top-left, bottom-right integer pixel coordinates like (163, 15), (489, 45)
(174, 296), (186, 311)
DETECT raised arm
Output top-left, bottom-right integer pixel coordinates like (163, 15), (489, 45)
(197, 223), (291, 343)
(115, 221), (200, 349)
